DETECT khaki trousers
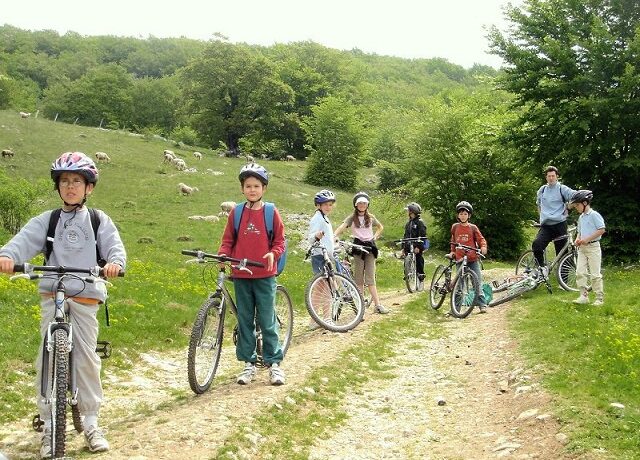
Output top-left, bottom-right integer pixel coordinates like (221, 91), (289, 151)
(576, 242), (603, 299)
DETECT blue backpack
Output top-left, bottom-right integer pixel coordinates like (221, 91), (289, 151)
(233, 202), (288, 276)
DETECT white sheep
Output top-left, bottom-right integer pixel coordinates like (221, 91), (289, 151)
(163, 151), (175, 163)
(95, 151), (111, 163)
(260, 154), (268, 160)
(173, 158), (186, 170)
(245, 154), (255, 163)
(285, 154), (295, 161)
(220, 201), (236, 213)
(1, 149), (14, 158)
(193, 151), (202, 160)
(203, 215), (220, 222)
(19, 112), (31, 118)
(178, 183), (199, 195)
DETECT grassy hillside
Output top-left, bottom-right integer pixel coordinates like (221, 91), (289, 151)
(0, 110), (409, 422)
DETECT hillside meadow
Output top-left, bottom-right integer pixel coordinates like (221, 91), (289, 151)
(1, 110), (640, 458)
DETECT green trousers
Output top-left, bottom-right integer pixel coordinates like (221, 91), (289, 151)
(233, 277), (283, 365)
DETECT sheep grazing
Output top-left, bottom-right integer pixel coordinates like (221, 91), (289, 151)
(178, 182), (199, 196)
(260, 154), (268, 160)
(1, 149), (14, 158)
(220, 201), (236, 214)
(19, 112), (31, 118)
(172, 158), (186, 170)
(193, 151), (202, 160)
(245, 154), (255, 163)
(285, 154), (295, 161)
(163, 151), (175, 163)
(95, 151), (111, 163)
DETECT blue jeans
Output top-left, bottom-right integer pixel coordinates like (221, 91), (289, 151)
(311, 255), (341, 275)
(456, 260), (487, 306)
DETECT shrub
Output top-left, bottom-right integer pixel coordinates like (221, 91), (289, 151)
(0, 170), (49, 234)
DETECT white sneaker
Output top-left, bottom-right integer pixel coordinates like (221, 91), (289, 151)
(374, 304), (389, 314)
(593, 298), (604, 306)
(84, 426), (109, 453)
(269, 363), (286, 385)
(573, 295), (589, 305)
(40, 429), (52, 459)
(539, 266), (549, 279)
(237, 363), (256, 385)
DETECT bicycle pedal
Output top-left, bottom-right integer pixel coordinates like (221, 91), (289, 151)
(32, 414), (44, 432)
(96, 340), (112, 359)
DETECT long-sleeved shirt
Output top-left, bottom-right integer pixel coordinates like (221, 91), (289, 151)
(536, 182), (576, 225)
(0, 207), (127, 302)
(218, 203), (285, 278)
(450, 222), (487, 262)
(307, 210), (334, 256)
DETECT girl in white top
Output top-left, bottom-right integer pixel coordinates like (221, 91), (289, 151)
(334, 192), (388, 314)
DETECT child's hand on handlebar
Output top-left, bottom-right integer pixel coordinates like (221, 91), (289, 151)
(102, 263), (123, 278)
(0, 256), (14, 274)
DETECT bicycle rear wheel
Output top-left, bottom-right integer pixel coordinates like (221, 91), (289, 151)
(305, 273), (364, 332)
(51, 328), (69, 458)
(404, 255), (418, 293)
(557, 252), (578, 292)
(429, 265), (448, 310)
(450, 270), (479, 319)
(187, 294), (225, 394)
(275, 285), (294, 356)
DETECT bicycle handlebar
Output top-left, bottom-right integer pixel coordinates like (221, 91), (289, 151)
(12, 263), (125, 278)
(393, 237), (425, 244)
(181, 249), (264, 267)
(452, 243), (486, 258)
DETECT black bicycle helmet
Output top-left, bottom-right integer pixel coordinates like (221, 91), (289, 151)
(570, 189), (593, 205)
(456, 201), (473, 214)
(353, 191), (370, 207)
(314, 189), (336, 204)
(405, 202), (422, 215)
(238, 163), (269, 185)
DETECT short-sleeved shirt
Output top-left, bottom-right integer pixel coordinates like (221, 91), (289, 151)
(342, 214), (381, 242)
(578, 208), (605, 241)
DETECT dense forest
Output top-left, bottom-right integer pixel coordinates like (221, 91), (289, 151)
(1, 0), (639, 260)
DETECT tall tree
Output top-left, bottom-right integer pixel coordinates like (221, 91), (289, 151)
(303, 96), (363, 191)
(489, 0), (640, 261)
(180, 41), (294, 155)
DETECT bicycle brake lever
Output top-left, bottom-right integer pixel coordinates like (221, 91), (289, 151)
(9, 273), (32, 281)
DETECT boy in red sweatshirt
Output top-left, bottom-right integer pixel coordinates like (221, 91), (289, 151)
(448, 201), (489, 312)
(218, 164), (286, 385)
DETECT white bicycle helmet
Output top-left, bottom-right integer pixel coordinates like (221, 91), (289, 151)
(456, 201), (473, 214)
(238, 163), (269, 185)
(51, 152), (99, 184)
(353, 191), (370, 207)
(314, 189), (336, 204)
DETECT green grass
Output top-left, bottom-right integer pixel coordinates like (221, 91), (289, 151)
(507, 266), (640, 459)
(2, 110), (640, 459)
(0, 110), (404, 422)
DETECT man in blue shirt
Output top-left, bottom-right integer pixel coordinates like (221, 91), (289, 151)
(533, 166), (576, 276)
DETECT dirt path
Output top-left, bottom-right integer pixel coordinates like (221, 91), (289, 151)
(0, 283), (570, 460)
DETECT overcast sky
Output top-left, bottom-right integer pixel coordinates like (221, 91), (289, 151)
(1, 0), (522, 68)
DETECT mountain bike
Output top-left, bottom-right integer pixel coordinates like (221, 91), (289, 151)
(335, 240), (372, 309)
(182, 250), (293, 394)
(394, 237), (427, 293)
(487, 266), (553, 307)
(515, 222), (578, 291)
(428, 244), (482, 319)
(10, 263), (122, 459)
(304, 240), (365, 332)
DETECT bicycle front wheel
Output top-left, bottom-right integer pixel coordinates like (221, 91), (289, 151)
(515, 250), (541, 276)
(51, 328), (69, 458)
(488, 277), (534, 307)
(187, 294), (225, 394)
(557, 252), (578, 292)
(275, 285), (294, 356)
(429, 265), (448, 310)
(404, 255), (418, 293)
(305, 273), (364, 332)
(450, 270), (479, 319)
